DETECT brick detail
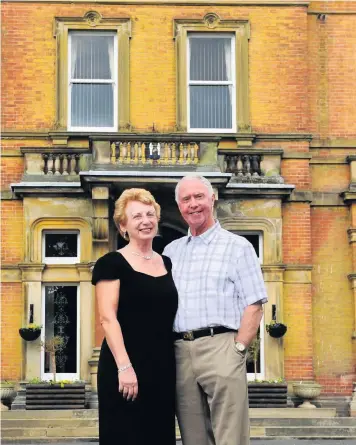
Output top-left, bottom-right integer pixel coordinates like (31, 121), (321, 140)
(1, 283), (24, 380)
(1, 201), (24, 263)
(283, 203), (312, 264)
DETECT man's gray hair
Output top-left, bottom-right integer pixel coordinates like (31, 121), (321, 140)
(175, 174), (214, 203)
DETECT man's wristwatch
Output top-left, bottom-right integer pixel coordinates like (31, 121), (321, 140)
(234, 341), (247, 353)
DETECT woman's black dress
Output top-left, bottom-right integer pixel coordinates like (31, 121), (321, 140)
(91, 252), (178, 445)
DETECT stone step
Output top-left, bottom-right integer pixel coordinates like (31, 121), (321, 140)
(249, 407), (337, 417)
(1, 427), (99, 438)
(1, 407), (337, 419)
(3, 416), (354, 430)
(1, 419), (99, 428)
(265, 426), (356, 437)
(1, 409), (98, 419)
(250, 417), (356, 426)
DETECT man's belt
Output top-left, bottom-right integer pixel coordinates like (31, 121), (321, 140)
(174, 325), (236, 341)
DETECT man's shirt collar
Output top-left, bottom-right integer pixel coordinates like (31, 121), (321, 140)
(187, 221), (220, 245)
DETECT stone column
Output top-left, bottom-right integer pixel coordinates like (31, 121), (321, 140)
(263, 265), (286, 380)
(90, 186), (110, 406)
(18, 264), (45, 380)
(76, 263), (95, 383)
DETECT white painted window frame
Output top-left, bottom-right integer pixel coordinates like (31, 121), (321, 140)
(68, 30), (118, 132)
(187, 32), (236, 133)
(42, 230), (80, 265)
(41, 283), (80, 382)
(235, 231), (265, 381)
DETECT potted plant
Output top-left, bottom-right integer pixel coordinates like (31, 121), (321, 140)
(19, 323), (42, 341)
(266, 320), (287, 338)
(0, 381), (16, 411)
(292, 381), (322, 408)
(247, 335), (288, 407)
(247, 336), (260, 382)
(25, 336), (86, 410)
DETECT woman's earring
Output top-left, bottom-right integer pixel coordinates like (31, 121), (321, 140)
(124, 231), (128, 240)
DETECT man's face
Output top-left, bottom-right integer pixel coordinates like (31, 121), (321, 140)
(177, 179), (215, 236)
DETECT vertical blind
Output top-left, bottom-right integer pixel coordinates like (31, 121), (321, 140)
(69, 32), (115, 129)
(189, 35), (234, 130)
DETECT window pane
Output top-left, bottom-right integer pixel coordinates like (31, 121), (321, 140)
(44, 286), (78, 374)
(71, 33), (114, 80)
(190, 37), (232, 81)
(239, 234), (259, 258)
(45, 233), (78, 258)
(71, 84), (114, 128)
(190, 85), (232, 129)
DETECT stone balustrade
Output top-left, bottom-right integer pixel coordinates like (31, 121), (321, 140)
(110, 141), (199, 165)
(224, 153), (284, 184)
(42, 153), (81, 176)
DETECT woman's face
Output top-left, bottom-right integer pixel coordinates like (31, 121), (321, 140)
(120, 200), (158, 242)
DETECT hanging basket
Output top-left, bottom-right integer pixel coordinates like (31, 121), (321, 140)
(266, 323), (287, 339)
(19, 328), (41, 341)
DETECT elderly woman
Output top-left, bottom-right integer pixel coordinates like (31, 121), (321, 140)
(92, 188), (178, 445)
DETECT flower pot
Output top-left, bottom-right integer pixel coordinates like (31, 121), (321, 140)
(0, 383), (16, 411)
(19, 328), (41, 341)
(26, 383), (86, 410)
(248, 382), (288, 408)
(292, 382), (322, 408)
(266, 323), (287, 338)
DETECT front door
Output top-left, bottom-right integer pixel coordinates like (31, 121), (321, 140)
(41, 284), (80, 381)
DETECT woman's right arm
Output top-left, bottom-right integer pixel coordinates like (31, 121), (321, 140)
(96, 280), (138, 401)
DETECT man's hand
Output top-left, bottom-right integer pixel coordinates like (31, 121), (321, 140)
(235, 302), (263, 347)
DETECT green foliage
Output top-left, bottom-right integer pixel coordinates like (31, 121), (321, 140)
(250, 378), (285, 383)
(27, 378), (85, 386)
(21, 323), (42, 331)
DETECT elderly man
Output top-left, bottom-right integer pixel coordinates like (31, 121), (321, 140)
(163, 175), (268, 445)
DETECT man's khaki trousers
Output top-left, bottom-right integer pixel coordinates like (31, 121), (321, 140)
(175, 332), (249, 445)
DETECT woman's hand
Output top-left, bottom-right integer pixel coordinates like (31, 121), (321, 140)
(118, 367), (138, 401)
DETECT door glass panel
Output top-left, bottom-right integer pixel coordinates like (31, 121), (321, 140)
(44, 286), (78, 374)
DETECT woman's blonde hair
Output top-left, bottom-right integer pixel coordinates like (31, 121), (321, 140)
(113, 188), (161, 239)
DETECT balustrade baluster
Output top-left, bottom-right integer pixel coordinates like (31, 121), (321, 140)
(251, 155), (261, 176)
(243, 155), (251, 176)
(171, 143), (176, 164)
(119, 143), (124, 163)
(42, 154), (48, 175)
(133, 143), (139, 164)
(193, 143), (199, 164)
(126, 143), (131, 163)
(74, 154), (80, 175)
(179, 143), (184, 164)
(162, 143), (169, 164)
(236, 156), (243, 176)
(226, 155), (236, 174)
(111, 143), (117, 164)
(185, 144), (191, 164)
(140, 143), (146, 163)
(62, 154), (69, 175)
(69, 154), (74, 175)
(47, 154), (54, 175)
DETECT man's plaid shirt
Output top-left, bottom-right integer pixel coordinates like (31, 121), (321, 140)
(163, 221), (268, 332)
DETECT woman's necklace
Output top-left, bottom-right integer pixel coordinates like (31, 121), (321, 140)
(131, 251), (154, 260)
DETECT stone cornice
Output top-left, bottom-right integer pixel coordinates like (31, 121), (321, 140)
(1, 131), (314, 142)
(18, 263), (46, 281)
(2, 0), (310, 5)
(348, 228), (356, 244)
(284, 264), (313, 271)
(342, 190), (356, 204)
(347, 155), (356, 164)
(308, 10), (356, 15)
(20, 147), (90, 154)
